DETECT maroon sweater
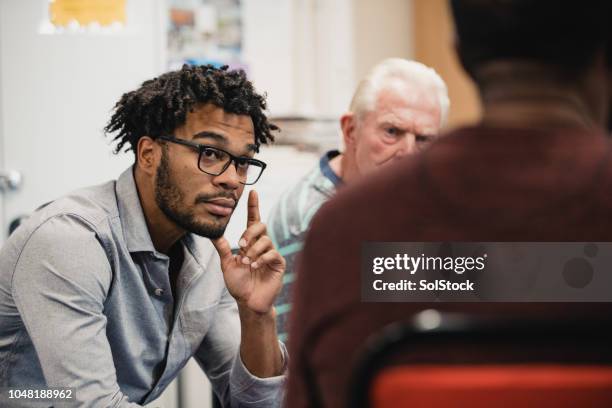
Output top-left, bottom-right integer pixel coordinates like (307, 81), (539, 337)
(286, 126), (612, 408)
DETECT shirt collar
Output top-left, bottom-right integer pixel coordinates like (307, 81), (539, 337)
(115, 166), (158, 254)
(319, 150), (343, 186)
(312, 150), (343, 196)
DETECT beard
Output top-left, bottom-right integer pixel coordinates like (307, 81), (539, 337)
(155, 147), (232, 239)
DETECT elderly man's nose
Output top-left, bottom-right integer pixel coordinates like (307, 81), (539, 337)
(395, 136), (416, 157)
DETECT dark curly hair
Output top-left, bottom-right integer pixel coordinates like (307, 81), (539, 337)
(105, 64), (278, 156)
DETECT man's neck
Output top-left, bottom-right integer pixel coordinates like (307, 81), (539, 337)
(133, 167), (185, 255)
(339, 151), (363, 185)
(477, 62), (604, 130)
(481, 87), (598, 130)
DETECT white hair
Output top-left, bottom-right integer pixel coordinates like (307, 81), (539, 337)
(349, 58), (450, 127)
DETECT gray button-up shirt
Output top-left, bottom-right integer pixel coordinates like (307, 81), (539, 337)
(0, 167), (287, 407)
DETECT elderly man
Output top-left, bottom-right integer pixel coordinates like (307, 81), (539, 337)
(0, 65), (286, 407)
(267, 58), (449, 340)
(286, 0), (612, 407)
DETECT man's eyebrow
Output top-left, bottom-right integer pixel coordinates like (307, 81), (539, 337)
(380, 121), (408, 131)
(193, 131), (258, 155)
(380, 121), (437, 137)
(192, 131), (228, 144)
(235, 144), (258, 157)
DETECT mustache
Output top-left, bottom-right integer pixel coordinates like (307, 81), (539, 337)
(194, 192), (238, 206)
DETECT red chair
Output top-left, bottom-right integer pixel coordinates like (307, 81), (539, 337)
(349, 312), (612, 408)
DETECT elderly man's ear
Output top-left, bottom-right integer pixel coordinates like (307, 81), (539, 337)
(340, 113), (357, 151)
(136, 136), (161, 176)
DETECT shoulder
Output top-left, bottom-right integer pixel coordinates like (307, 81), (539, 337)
(4, 181), (120, 278)
(268, 161), (336, 244)
(19, 180), (120, 233)
(4, 212), (114, 304)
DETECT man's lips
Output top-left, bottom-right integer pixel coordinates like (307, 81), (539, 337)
(202, 198), (236, 216)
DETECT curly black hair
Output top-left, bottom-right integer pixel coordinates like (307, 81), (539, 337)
(105, 64), (278, 156)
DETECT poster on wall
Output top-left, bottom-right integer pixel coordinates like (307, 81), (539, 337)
(48, 0), (126, 29)
(167, 0), (246, 72)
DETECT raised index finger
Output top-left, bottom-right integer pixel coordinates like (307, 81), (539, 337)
(247, 189), (261, 227)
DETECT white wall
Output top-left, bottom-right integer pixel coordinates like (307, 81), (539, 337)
(353, 0), (413, 82)
(0, 0), (167, 238)
(242, 0), (355, 118)
(242, 0), (414, 119)
(241, 0), (297, 116)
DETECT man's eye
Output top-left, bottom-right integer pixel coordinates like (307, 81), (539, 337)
(385, 127), (400, 136)
(202, 148), (221, 159)
(236, 158), (250, 168)
(416, 134), (430, 143)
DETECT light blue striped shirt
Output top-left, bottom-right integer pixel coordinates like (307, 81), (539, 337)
(267, 150), (342, 341)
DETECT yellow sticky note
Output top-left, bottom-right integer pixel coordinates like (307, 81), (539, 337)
(49, 0), (126, 27)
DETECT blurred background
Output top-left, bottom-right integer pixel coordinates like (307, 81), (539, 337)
(0, 1), (480, 406)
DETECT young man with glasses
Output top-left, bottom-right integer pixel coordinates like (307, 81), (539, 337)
(0, 65), (287, 407)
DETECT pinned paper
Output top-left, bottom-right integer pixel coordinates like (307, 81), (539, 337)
(49, 0), (126, 27)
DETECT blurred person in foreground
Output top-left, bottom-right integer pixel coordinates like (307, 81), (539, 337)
(0, 65), (287, 407)
(286, 1), (612, 406)
(267, 59), (449, 341)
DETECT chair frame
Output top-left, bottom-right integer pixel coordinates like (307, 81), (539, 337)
(348, 311), (612, 408)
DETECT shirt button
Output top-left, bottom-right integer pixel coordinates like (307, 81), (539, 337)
(154, 288), (164, 296)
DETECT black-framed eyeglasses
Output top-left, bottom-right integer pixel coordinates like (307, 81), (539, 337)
(158, 136), (267, 185)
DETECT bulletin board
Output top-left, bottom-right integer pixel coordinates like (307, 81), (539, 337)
(167, 0), (244, 71)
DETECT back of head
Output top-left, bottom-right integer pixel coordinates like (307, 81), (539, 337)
(450, 0), (610, 80)
(349, 58), (450, 127)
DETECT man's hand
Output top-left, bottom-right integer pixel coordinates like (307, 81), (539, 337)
(212, 190), (285, 314)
